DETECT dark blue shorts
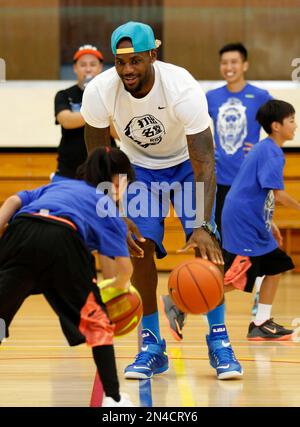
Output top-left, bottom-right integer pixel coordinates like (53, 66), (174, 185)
(124, 159), (216, 258)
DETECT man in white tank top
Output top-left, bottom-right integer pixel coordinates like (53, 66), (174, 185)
(81, 21), (243, 381)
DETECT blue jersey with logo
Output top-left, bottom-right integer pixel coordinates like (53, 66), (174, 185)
(206, 83), (272, 185)
(15, 179), (129, 258)
(222, 138), (285, 256)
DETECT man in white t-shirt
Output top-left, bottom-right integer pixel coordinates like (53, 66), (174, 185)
(81, 21), (243, 381)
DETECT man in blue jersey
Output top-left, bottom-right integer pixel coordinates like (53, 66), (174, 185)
(206, 43), (272, 234)
(162, 43), (272, 337)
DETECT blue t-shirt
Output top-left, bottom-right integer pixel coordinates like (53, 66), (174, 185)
(222, 137), (285, 256)
(206, 83), (272, 185)
(15, 179), (129, 258)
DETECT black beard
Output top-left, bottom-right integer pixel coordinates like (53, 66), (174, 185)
(122, 66), (153, 98)
(123, 79), (143, 96)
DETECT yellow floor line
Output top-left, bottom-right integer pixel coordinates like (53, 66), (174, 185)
(170, 347), (196, 406)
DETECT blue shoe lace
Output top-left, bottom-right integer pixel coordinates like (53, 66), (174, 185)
(213, 346), (237, 365)
(134, 350), (157, 366)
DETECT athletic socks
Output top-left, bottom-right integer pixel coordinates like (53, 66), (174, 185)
(254, 276), (264, 292)
(206, 303), (225, 333)
(142, 311), (162, 342)
(254, 303), (272, 326)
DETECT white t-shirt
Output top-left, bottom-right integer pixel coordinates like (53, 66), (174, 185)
(81, 61), (210, 169)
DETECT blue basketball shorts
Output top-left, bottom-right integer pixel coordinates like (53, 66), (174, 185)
(123, 159), (217, 258)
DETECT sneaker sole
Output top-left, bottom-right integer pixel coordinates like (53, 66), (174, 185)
(247, 333), (293, 342)
(217, 370), (244, 380)
(124, 367), (169, 380)
(160, 295), (182, 342)
(124, 371), (153, 380)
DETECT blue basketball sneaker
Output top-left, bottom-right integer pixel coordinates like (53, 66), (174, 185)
(206, 324), (243, 380)
(124, 329), (169, 379)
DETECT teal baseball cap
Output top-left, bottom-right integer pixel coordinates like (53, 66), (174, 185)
(111, 21), (161, 55)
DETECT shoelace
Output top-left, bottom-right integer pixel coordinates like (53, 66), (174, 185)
(176, 311), (186, 325)
(170, 305), (186, 324)
(267, 318), (284, 329)
(134, 350), (158, 367)
(214, 346), (236, 364)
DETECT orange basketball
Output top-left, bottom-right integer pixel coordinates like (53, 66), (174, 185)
(106, 285), (143, 336)
(168, 259), (223, 314)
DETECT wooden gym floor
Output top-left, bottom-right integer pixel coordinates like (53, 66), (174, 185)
(0, 272), (299, 407)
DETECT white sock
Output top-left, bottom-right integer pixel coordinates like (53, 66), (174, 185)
(254, 276), (264, 293)
(254, 303), (272, 325)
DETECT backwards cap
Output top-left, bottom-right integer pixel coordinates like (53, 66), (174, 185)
(111, 21), (161, 55)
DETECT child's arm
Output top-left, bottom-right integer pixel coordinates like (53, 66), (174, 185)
(113, 256), (133, 289)
(98, 256), (133, 304)
(95, 211), (134, 302)
(0, 195), (22, 233)
(274, 190), (300, 211)
(271, 221), (283, 247)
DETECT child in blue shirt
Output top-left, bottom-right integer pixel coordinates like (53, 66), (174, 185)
(0, 147), (136, 406)
(222, 100), (299, 340)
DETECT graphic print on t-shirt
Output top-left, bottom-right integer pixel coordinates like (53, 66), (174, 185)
(217, 98), (247, 155)
(264, 190), (275, 231)
(69, 99), (82, 112)
(124, 114), (166, 149)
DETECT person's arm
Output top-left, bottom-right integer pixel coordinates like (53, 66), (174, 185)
(274, 189), (300, 211)
(0, 195), (22, 232)
(57, 111), (119, 137)
(113, 256), (133, 288)
(84, 123), (111, 154)
(56, 110), (85, 129)
(98, 257), (133, 303)
(95, 213), (133, 302)
(178, 127), (223, 264)
(55, 89), (85, 130)
(81, 80), (112, 152)
(187, 127), (216, 221)
(271, 221), (283, 247)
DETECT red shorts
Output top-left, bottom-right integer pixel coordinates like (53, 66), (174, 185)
(223, 248), (294, 293)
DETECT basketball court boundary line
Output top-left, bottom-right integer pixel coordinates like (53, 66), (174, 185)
(1, 354), (300, 365)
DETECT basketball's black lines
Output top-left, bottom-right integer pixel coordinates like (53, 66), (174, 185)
(169, 264), (188, 310)
(176, 268), (190, 313)
(185, 264), (210, 312)
(191, 261), (223, 296)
